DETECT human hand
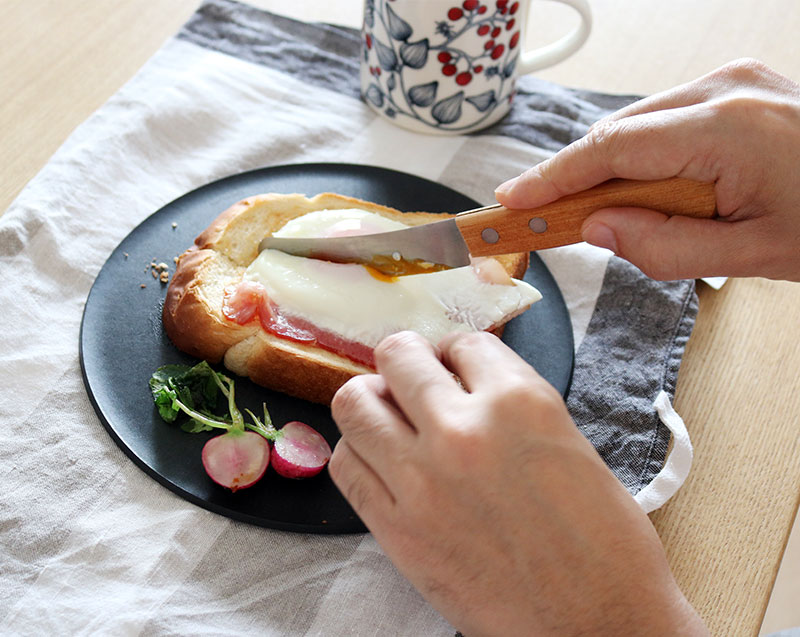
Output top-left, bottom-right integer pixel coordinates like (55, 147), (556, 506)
(329, 331), (706, 636)
(495, 59), (800, 282)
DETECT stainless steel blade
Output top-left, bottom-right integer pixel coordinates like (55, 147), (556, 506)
(258, 216), (472, 270)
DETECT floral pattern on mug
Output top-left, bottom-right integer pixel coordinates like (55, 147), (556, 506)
(362, 0), (522, 132)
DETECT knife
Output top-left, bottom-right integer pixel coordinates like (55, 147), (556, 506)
(259, 177), (716, 276)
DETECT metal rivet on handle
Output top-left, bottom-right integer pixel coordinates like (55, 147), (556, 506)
(529, 217), (547, 233)
(481, 227), (500, 244)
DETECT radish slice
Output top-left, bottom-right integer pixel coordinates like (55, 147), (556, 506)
(202, 430), (270, 491)
(271, 421), (332, 479)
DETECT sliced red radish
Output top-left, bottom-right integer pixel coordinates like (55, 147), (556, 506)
(201, 430), (270, 491)
(271, 421), (332, 479)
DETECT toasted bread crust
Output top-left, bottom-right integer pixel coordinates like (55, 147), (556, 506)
(162, 247), (258, 362)
(163, 193), (529, 404)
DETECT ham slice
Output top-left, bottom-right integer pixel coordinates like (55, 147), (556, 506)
(223, 281), (376, 368)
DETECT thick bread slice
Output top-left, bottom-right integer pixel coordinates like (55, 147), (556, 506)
(163, 193), (530, 404)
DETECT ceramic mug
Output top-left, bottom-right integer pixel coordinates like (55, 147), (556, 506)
(360, 0), (592, 134)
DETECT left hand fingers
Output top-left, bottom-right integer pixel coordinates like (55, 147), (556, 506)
(328, 437), (395, 526)
(331, 373), (416, 487)
(437, 331), (550, 396)
(372, 331), (464, 430)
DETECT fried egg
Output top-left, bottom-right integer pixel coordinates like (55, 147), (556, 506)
(244, 208), (541, 348)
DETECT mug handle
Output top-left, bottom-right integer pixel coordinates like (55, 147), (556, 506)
(517, 0), (592, 74)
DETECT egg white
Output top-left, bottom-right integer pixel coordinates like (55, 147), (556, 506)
(244, 208), (542, 348)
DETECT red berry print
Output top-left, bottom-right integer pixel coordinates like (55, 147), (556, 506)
(456, 72), (473, 86)
(442, 63), (457, 76)
(491, 43), (505, 59)
(491, 26), (501, 38)
(438, 51), (452, 63)
(365, 34), (372, 49)
(510, 1), (520, 14)
(506, 18), (515, 30)
(477, 5), (487, 13)
(509, 31), (520, 48)
(484, 39), (495, 50)
(448, 7), (464, 20)
(496, 0), (508, 7)
(463, 0), (479, 10)
(474, 65), (484, 73)
(477, 24), (490, 36)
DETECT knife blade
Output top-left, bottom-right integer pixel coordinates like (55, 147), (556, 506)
(259, 212), (472, 275)
(259, 177), (716, 276)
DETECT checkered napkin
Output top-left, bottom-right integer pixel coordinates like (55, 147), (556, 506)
(0, 1), (696, 633)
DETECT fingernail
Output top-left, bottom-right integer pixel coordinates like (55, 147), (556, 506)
(582, 222), (618, 253)
(494, 176), (519, 197)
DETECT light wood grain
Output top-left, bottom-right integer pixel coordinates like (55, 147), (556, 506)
(655, 277), (800, 635)
(3, 1), (800, 635)
(458, 178), (715, 256)
(527, 0), (800, 95)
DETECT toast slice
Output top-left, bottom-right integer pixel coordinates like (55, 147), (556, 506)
(163, 193), (535, 404)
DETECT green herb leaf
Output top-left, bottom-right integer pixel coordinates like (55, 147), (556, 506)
(181, 419), (215, 433)
(150, 361), (275, 441)
(149, 361), (224, 426)
(149, 364), (192, 422)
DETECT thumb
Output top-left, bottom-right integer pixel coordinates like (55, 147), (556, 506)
(581, 208), (759, 280)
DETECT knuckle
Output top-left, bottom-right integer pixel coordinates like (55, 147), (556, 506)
(492, 374), (535, 406)
(710, 91), (794, 134)
(446, 330), (496, 357)
(341, 475), (372, 513)
(439, 415), (481, 449)
(331, 375), (371, 426)
(586, 114), (612, 135)
(497, 366), (544, 395)
(587, 117), (621, 146)
(374, 330), (422, 360)
(327, 444), (345, 482)
(583, 118), (631, 174)
(327, 445), (372, 512)
(430, 423), (485, 473)
(487, 373), (567, 431)
(716, 57), (772, 83)
(710, 93), (761, 120)
(504, 375), (559, 412)
(417, 401), (478, 451)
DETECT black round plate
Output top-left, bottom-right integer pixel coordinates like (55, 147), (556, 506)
(79, 163), (574, 534)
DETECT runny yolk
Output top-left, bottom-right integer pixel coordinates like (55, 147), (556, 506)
(358, 253), (449, 278)
(363, 265), (398, 283)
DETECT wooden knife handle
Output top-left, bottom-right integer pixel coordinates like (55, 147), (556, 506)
(455, 177), (716, 256)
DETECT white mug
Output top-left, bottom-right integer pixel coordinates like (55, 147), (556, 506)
(360, 0), (592, 134)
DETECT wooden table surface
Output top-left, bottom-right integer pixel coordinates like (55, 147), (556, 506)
(4, 1), (799, 635)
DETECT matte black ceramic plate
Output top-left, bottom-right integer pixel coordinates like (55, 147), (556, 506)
(80, 163), (574, 534)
